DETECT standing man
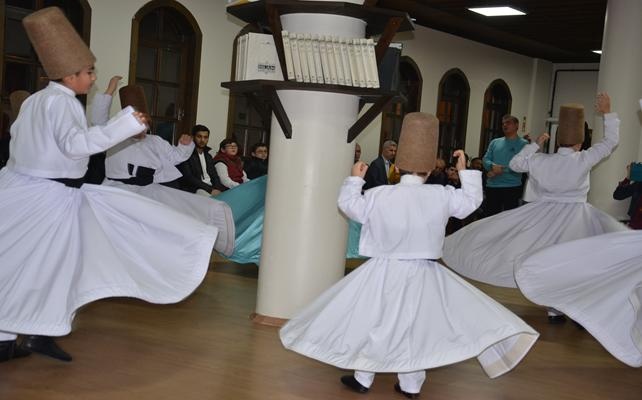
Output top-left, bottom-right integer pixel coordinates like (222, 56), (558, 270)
(178, 125), (223, 196)
(482, 115), (528, 216)
(363, 140), (397, 190)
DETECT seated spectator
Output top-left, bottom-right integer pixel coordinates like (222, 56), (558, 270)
(470, 157), (483, 172)
(178, 125), (224, 196)
(243, 142), (268, 179)
(214, 138), (249, 191)
(445, 164), (461, 188)
(613, 162), (642, 229)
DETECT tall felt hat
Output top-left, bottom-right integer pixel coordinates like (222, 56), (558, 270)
(9, 90), (30, 122)
(557, 103), (585, 145)
(119, 85), (149, 114)
(395, 112), (439, 173)
(22, 7), (95, 80)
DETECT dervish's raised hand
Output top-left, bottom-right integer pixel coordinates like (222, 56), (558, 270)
(105, 76), (122, 96)
(453, 149), (466, 171)
(178, 134), (193, 145)
(132, 111), (149, 129)
(595, 92), (611, 114)
(536, 133), (550, 146)
(352, 161), (368, 179)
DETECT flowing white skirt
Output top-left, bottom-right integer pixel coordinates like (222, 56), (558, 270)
(104, 180), (235, 256)
(0, 168), (218, 336)
(280, 258), (538, 378)
(442, 201), (628, 288)
(516, 230), (642, 367)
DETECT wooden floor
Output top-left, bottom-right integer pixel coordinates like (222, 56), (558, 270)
(1, 261), (641, 400)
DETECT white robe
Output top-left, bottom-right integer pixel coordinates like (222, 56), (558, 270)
(442, 113), (628, 288)
(104, 137), (235, 256)
(105, 134), (193, 184)
(95, 93), (235, 256)
(0, 82), (218, 336)
(280, 172), (538, 377)
(516, 231), (642, 367)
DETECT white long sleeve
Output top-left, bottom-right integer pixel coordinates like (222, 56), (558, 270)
(8, 82), (145, 178)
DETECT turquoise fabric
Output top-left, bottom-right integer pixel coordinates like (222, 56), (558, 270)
(216, 175), (364, 264)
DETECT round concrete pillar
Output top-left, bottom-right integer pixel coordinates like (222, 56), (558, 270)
(254, 14), (365, 321)
(589, 0), (642, 218)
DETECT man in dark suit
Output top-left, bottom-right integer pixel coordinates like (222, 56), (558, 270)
(178, 124), (223, 195)
(363, 140), (397, 190)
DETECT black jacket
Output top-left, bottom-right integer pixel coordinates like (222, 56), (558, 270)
(363, 156), (389, 190)
(178, 146), (222, 193)
(243, 156), (268, 179)
(613, 178), (642, 219)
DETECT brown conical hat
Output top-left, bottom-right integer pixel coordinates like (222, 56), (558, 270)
(119, 85), (149, 114)
(22, 7), (95, 79)
(395, 112), (439, 173)
(9, 90), (31, 122)
(557, 103), (585, 145)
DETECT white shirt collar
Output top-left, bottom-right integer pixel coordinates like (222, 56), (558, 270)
(557, 147), (577, 155)
(399, 174), (425, 185)
(48, 81), (76, 97)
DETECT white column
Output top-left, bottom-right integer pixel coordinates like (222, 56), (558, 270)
(254, 14), (365, 320)
(589, 0), (642, 218)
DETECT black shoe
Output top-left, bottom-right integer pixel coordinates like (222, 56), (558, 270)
(394, 383), (420, 399)
(547, 315), (567, 324)
(20, 335), (72, 362)
(340, 375), (369, 394)
(0, 340), (32, 362)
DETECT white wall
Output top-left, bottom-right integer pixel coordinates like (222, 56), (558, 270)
(357, 25), (553, 164)
(87, 0), (245, 148)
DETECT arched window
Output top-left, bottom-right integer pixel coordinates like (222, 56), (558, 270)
(129, 0), (201, 144)
(378, 56), (422, 150)
(1, 0), (91, 143)
(436, 68), (470, 161)
(226, 24), (272, 157)
(479, 79), (512, 156)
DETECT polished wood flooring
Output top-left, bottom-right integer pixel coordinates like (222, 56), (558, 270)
(1, 260), (641, 400)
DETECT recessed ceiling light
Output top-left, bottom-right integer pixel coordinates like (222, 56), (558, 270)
(468, 7), (526, 17)
(592, 50), (602, 54)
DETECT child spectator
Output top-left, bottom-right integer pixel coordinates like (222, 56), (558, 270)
(213, 138), (248, 190)
(243, 142), (268, 179)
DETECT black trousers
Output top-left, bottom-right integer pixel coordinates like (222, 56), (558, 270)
(484, 186), (523, 217)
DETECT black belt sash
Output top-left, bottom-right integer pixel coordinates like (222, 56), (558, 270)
(109, 164), (155, 186)
(48, 177), (84, 188)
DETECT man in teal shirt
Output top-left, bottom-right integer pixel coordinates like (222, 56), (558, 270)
(482, 115), (528, 216)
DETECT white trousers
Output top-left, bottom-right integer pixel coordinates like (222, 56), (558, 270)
(0, 331), (17, 341)
(354, 370), (426, 394)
